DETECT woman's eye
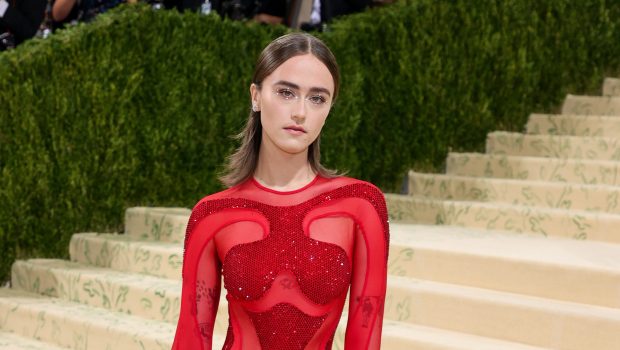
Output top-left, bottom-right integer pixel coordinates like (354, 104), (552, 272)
(309, 95), (327, 104)
(277, 89), (296, 99)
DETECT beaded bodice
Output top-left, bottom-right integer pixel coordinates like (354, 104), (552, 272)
(173, 175), (389, 350)
(222, 200), (352, 305)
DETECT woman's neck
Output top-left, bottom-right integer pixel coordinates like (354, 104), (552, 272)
(254, 140), (316, 192)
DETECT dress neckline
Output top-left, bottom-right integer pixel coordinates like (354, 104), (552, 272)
(251, 174), (321, 195)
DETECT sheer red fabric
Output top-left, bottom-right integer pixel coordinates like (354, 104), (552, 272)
(172, 175), (389, 350)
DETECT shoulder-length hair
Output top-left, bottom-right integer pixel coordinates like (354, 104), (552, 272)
(219, 32), (342, 188)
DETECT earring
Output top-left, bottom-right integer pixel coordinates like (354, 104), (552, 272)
(252, 104), (258, 112)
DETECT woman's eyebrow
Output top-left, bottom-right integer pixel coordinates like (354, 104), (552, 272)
(274, 80), (332, 97)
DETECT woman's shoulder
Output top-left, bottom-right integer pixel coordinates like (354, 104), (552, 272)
(325, 175), (383, 193)
(190, 185), (242, 210)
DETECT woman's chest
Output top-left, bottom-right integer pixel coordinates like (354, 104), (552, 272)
(215, 215), (356, 304)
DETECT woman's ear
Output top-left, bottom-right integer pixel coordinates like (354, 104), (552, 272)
(250, 83), (261, 112)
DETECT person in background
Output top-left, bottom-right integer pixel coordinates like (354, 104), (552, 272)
(0, 0), (46, 49)
(252, 0), (372, 29)
(253, 0), (286, 25)
(301, 0), (371, 31)
(162, 0), (201, 13)
(51, 0), (128, 29)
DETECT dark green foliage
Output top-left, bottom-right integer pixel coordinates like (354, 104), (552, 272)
(1, 1), (619, 280)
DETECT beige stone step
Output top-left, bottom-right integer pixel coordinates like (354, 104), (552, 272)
(525, 114), (620, 137)
(386, 194), (620, 243)
(214, 295), (550, 350)
(67, 222), (620, 315)
(124, 207), (190, 242)
(0, 288), (192, 350)
(73, 223), (620, 311)
(331, 315), (548, 350)
(486, 132), (620, 161)
(603, 77), (620, 96)
(213, 280), (545, 350)
(12, 259), (229, 343)
(10, 252), (618, 349)
(10, 259), (182, 324)
(9, 261), (548, 349)
(561, 95), (620, 115)
(386, 276), (620, 350)
(70, 233), (182, 280)
(70, 223), (620, 308)
(408, 171), (620, 214)
(69, 222), (620, 309)
(0, 288), (547, 350)
(446, 152), (620, 186)
(378, 321), (549, 350)
(0, 330), (65, 350)
(389, 224), (620, 309)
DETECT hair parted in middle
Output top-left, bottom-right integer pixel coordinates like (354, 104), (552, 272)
(219, 32), (343, 188)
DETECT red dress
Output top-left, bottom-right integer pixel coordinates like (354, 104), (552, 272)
(172, 175), (389, 350)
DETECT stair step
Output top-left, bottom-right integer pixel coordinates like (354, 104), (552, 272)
(389, 224), (620, 308)
(446, 152), (620, 186)
(486, 132), (620, 161)
(8, 257), (555, 350)
(10, 259), (183, 324)
(333, 311), (548, 350)
(124, 207), (190, 243)
(603, 78), (620, 96)
(72, 221), (620, 309)
(0, 288), (203, 350)
(386, 276), (620, 350)
(216, 276), (604, 350)
(561, 95), (620, 115)
(380, 321), (549, 350)
(0, 288), (544, 350)
(386, 194), (620, 243)
(0, 331), (65, 350)
(213, 293), (551, 350)
(525, 114), (620, 137)
(71, 225), (620, 309)
(70, 233), (182, 280)
(408, 172), (620, 214)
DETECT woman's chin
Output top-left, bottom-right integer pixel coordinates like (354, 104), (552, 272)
(276, 142), (310, 156)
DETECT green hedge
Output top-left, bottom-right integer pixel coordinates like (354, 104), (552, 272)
(1, 0), (620, 281)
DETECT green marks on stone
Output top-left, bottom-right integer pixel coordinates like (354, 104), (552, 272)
(388, 248), (414, 277)
(395, 296), (411, 322)
(168, 255), (181, 271)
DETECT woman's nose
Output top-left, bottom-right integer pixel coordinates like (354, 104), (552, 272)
(291, 99), (307, 122)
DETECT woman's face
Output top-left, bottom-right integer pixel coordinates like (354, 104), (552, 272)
(251, 54), (334, 156)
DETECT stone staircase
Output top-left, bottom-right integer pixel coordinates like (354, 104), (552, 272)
(2, 79), (620, 349)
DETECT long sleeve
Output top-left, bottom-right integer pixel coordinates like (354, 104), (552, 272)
(344, 189), (389, 349)
(172, 202), (222, 350)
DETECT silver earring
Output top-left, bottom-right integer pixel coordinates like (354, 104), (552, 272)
(252, 104), (258, 112)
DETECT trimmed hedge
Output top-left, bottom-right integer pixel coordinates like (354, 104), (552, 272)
(1, 0), (620, 281)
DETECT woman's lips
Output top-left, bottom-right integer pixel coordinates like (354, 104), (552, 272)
(284, 126), (306, 135)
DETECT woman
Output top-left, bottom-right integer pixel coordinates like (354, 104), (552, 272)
(173, 32), (389, 350)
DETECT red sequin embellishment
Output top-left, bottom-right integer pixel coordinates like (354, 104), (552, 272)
(248, 303), (328, 350)
(222, 202), (351, 304)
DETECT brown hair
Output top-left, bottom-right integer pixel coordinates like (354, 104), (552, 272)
(219, 32), (342, 188)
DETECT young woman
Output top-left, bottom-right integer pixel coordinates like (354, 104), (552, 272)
(173, 32), (389, 350)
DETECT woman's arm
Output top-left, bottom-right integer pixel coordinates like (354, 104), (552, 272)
(51, 0), (77, 22)
(345, 187), (389, 349)
(172, 203), (223, 350)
